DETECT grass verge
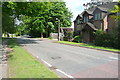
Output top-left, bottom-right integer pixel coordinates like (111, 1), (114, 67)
(57, 41), (120, 52)
(7, 38), (58, 78)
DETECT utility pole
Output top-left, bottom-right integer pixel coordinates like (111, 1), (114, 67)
(58, 19), (60, 41)
(56, 18), (60, 41)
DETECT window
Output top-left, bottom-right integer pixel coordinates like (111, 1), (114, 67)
(77, 19), (80, 24)
(95, 14), (97, 20)
(77, 19), (82, 24)
(84, 16), (88, 23)
(94, 13), (101, 20)
(98, 13), (101, 19)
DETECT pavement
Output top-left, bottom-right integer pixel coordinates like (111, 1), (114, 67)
(17, 38), (119, 78)
(0, 64), (7, 79)
(0, 40), (8, 79)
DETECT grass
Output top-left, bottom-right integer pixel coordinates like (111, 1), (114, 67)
(7, 38), (58, 78)
(57, 41), (120, 52)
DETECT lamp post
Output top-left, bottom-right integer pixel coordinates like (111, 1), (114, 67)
(56, 18), (60, 41)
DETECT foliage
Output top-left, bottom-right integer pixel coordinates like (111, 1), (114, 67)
(73, 35), (81, 43)
(2, 2), (16, 36)
(94, 1), (120, 49)
(94, 30), (119, 49)
(48, 36), (52, 40)
(2, 2), (73, 38)
(63, 31), (73, 41)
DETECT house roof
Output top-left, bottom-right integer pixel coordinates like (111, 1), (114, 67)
(73, 14), (83, 22)
(81, 7), (96, 15)
(74, 2), (118, 22)
(86, 22), (98, 31)
(98, 2), (118, 12)
(81, 2), (118, 15)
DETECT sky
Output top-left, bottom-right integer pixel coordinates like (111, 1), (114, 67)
(64, 0), (118, 28)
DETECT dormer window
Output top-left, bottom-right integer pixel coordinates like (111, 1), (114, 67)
(94, 13), (101, 20)
(84, 16), (88, 23)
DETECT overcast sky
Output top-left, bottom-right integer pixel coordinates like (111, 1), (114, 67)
(64, 0), (117, 28)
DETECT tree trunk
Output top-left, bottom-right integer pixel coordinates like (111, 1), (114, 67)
(41, 33), (43, 38)
(46, 29), (48, 38)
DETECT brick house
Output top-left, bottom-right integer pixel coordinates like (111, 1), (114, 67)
(74, 2), (118, 43)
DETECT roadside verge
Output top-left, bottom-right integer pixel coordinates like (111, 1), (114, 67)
(6, 38), (58, 78)
(55, 41), (119, 54)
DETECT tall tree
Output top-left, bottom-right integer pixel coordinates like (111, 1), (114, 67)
(2, 2), (73, 37)
(2, 2), (16, 37)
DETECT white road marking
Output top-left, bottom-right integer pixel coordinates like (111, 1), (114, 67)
(36, 56), (39, 59)
(109, 57), (118, 60)
(41, 59), (74, 78)
(56, 69), (74, 78)
(41, 59), (52, 67)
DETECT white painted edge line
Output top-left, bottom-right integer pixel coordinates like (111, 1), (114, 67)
(41, 59), (52, 67)
(41, 58), (74, 78)
(56, 69), (74, 78)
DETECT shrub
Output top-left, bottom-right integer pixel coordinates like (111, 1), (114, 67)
(94, 30), (118, 49)
(63, 36), (68, 41)
(64, 31), (73, 41)
(48, 36), (52, 40)
(73, 35), (81, 43)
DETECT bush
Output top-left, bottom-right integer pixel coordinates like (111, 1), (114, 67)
(63, 31), (73, 41)
(63, 36), (68, 41)
(48, 36), (52, 40)
(73, 35), (81, 43)
(94, 30), (118, 49)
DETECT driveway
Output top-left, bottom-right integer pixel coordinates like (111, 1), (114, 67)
(17, 38), (119, 78)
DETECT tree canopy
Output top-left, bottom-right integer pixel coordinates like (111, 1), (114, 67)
(2, 2), (73, 37)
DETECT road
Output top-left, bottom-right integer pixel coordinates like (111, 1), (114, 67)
(17, 38), (119, 78)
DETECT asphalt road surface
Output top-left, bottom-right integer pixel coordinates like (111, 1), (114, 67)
(17, 38), (119, 78)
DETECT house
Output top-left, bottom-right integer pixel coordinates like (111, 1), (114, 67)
(74, 2), (118, 43)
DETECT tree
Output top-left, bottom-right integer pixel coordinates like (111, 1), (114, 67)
(2, 2), (16, 37)
(111, 0), (120, 49)
(2, 2), (73, 38)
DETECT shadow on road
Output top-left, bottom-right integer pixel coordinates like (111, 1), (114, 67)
(16, 38), (41, 45)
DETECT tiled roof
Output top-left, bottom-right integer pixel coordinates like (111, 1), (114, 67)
(80, 7), (96, 15)
(74, 2), (118, 22)
(98, 2), (118, 12)
(86, 22), (98, 31)
(81, 2), (118, 15)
